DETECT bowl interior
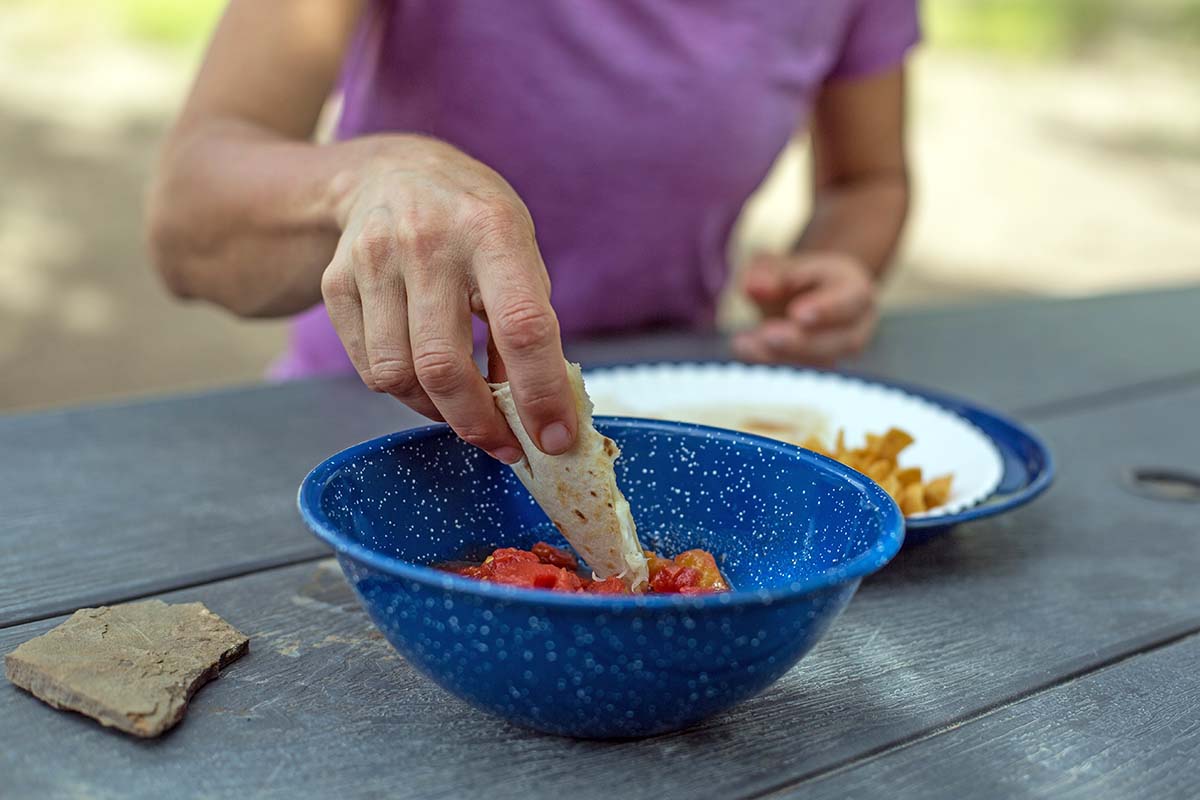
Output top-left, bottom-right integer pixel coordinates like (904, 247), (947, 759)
(304, 418), (902, 593)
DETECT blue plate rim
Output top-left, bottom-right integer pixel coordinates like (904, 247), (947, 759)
(580, 361), (1056, 531)
(298, 417), (905, 608)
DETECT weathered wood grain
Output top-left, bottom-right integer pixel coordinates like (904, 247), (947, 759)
(3, 384), (1200, 799)
(784, 634), (1200, 799)
(0, 379), (414, 626)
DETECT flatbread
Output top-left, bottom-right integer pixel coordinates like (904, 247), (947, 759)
(491, 362), (648, 590)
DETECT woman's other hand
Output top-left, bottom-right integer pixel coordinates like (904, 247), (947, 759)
(732, 252), (878, 367)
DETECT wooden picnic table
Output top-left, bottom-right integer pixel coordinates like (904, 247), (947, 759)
(2, 287), (1198, 799)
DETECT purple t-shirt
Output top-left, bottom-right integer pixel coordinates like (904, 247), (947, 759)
(271, 0), (919, 379)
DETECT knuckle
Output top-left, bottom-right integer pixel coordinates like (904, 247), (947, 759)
(458, 193), (530, 246)
(453, 422), (505, 450)
(508, 384), (563, 421)
(349, 225), (398, 273)
(393, 205), (448, 257)
(320, 263), (355, 302)
(370, 358), (420, 397)
(412, 344), (471, 395)
(492, 297), (557, 353)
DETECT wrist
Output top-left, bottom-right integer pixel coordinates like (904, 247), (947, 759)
(323, 138), (386, 230)
(324, 134), (465, 229)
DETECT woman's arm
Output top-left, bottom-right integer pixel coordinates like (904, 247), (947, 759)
(146, 0), (364, 317)
(146, 0), (578, 460)
(735, 66), (910, 364)
(799, 66), (910, 276)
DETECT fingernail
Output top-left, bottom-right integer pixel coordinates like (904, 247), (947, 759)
(793, 307), (818, 326)
(539, 422), (572, 455)
(493, 446), (524, 465)
(764, 328), (792, 347)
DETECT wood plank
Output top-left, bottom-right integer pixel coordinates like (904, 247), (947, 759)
(784, 634), (1200, 800)
(568, 286), (1200, 416)
(3, 384), (1200, 799)
(0, 379), (415, 626)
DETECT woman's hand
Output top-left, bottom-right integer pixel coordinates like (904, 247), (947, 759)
(730, 66), (909, 367)
(732, 252), (879, 367)
(147, 1), (577, 461)
(321, 136), (577, 463)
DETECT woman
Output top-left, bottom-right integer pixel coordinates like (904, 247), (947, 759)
(147, 0), (917, 465)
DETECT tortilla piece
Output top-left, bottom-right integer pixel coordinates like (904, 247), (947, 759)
(491, 362), (649, 590)
(924, 474), (954, 508)
(879, 427), (916, 460)
(878, 473), (902, 501)
(900, 481), (926, 515)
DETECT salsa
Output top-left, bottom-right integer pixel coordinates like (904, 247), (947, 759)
(438, 542), (730, 595)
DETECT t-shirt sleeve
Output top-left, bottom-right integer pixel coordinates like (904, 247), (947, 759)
(826, 0), (921, 80)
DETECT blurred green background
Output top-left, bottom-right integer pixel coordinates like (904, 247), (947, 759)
(930, 0), (1200, 56)
(83, 0), (1200, 57)
(1, 0), (1198, 411)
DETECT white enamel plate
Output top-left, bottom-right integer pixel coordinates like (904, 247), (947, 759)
(584, 362), (1005, 519)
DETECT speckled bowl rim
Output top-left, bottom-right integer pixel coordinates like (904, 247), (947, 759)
(298, 417), (905, 609)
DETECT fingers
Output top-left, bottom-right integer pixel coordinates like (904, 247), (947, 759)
(475, 247), (576, 456)
(796, 314), (876, 364)
(743, 254), (820, 315)
(333, 209), (443, 421)
(730, 331), (772, 363)
(404, 266), (524, 464)
(786, 263), (875, 329)
(329, 168), (571, 460)
(321, 243), (372, 386)
(732, 310), (877, 366)
(358, 281), (444, 423)
(735, 252), (877, 366)
(742, 254), (785, 305)
(742, 318), (802, 356)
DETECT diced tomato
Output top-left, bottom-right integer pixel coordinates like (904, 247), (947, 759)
(643, 550), (676, 581)
(488, 559), (584, 591)
(531, 541), (580, 571)
(584, 576), (630, 595)
(673, 549), (730, 591)
(551, 568), (584, 591)
(489, 548), (539, 566)
(650, 565), (703, 594)
(649, 565), (675, 593)
(440, 545), (729, 595)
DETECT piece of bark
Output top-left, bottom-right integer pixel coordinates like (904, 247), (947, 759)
(4, 599), (249, 738)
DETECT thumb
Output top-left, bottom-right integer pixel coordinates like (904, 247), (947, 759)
(743, 254), (824, 317)
(742, 253), (788, 305)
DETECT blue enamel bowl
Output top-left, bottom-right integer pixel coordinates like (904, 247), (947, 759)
(298, 418), (904, 739)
